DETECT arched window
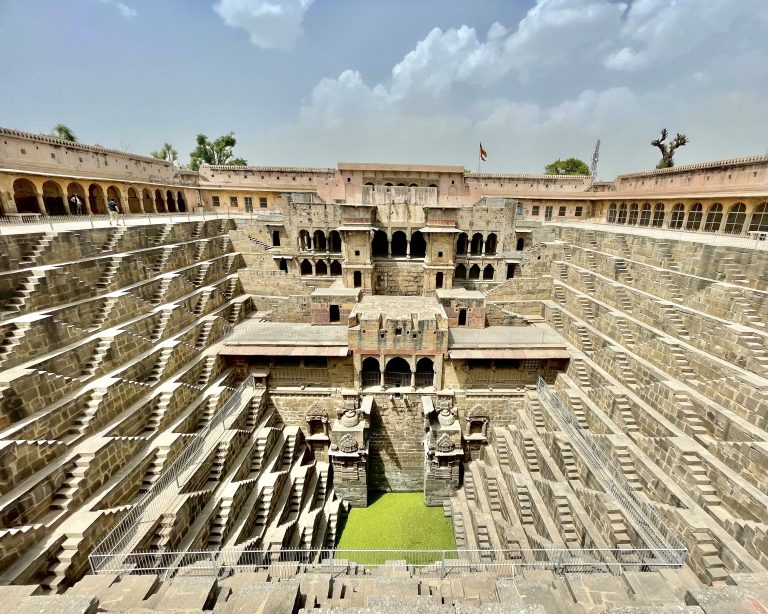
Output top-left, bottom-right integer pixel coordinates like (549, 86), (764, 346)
(127, 188), (141, 214)
(628, 203), (639, 225)
(42, 181), (66, 215)
(176, 191), (186, 212)
(456, 233), (468, 255)
(315, 260), (328, 275)
(166, 190), (176, 212)
(330, 260), (342, 276)
(482, 264), (494, 280)
(607, 204), (617, 223)
(391, 231), (407, 257)
(704, 203), (723, 232)
(142, 189), (154, 213)
(328, 230), (342, 252)
(298, 229), (311, 251)
(410, 231), (426, 258)
(415, 357), (434, 388)
(485, 233), (497, 255)
(617, 203), (627, 224)
(278, 258), (288, 273)
(153, 189), (165, 214)
(686, 203), (703, 230)
(67, 183), (87, 215)
(724, 203), (746, 234)
(371, 229), (388, 258)
(749, 203), (768, 232)
(652, 203), (665, 227)
(455, 264), (467, 279)
(300, 259), (313, 275)
(458, 309), (467, 326)
(361, 357), (381, 388)
(435, 272), (443, 289)
(13, 178), (40, 214)
(516, 237), (524, 251)
(639, 203), (651, 226)
(470, 233), (483, 255)
(313, 229), (326, 251)
(668, 204), (684, 229)
(469, 264), (480, 280)
(384, 357), (411, 388)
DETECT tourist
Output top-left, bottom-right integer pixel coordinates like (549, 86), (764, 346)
(69, 194), (83, 215)
(107, 198), (120, 225)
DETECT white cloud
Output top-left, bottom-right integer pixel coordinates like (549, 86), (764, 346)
(99, 0), (137, 18)
(256, 0), (768, 177)
(213, 0), (315, 51)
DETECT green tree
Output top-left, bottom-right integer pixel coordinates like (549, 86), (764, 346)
(151, 142), (178, 163)
(544, 158), (591, 176)
(49, 124), (77, 142)
(189, 132), (247, 170)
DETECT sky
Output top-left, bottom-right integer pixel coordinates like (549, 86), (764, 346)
(0, 0), (767, 179)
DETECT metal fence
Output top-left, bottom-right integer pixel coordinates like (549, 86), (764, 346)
(537, 378), (688, 567)
(90, 376), (255, 569)
(90, 546), (687, 579)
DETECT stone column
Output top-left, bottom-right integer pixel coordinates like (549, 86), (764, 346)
(481, 239), (486, 256)
(410, 371), (416, 388)
(35, 191), (46, 215)
(387, 238), (392, 257)
(406, 239), (411, 258)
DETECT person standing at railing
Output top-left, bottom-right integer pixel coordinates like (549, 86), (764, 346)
(70, 194), (84, 215)
(107, 198), (121, 225)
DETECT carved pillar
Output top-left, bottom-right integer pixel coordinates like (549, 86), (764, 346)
(35, 191), (46, 215)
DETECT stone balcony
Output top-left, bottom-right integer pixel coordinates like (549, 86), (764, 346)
(362, 185), (437, 206)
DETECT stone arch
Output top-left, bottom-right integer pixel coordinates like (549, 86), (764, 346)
(482, 264), (494, 280)
(686, 203), (703, 230)
(628, 203), (639, 225)
(328, 230), (342, 252)
(410, 230), (426, 258)
(154, 189), (166, 213)
(724, 202), (747, 234)
(617, 203), (627, 224)
(299, 229), (311, 251)
(652, 202), (665, 227)
(300, 259), (313, 275)
(469, 264), (481, 280)
(749, 203), (768, 232)
(313, 229), (326, 251)
(516, 237), (524, 251)
(639, 203), (651, 226)
(391, 231), (407, 257)
(704, 203), (723, 232)
(415, 357), (434, 387)
(13, 178), (40, 214)
(470, 233), (483, 255)
(485, 233), (497, 255)
(315, 260), (328, 276)
(66, 182), (87, 214)
(127, 187), (142, 213)
(456, 233), (468, 255)
(455, 264), (467, 279)
(166, 190), (176, 213)
(371, 229), (388, 258)
(669, 203), (685, 229)
(384, 356), (411, 387)
(607, 203), (617, 223)
(177, 191), (187, 212)
(361, 356), (380, 387)
(330, 260), (342, 276)
(142, 188), (154, 213)
(42, 180), (67, 215)
(89, 184), (107, 214)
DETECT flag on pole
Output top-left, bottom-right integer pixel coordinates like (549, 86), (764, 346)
(479, 142), (488, 161)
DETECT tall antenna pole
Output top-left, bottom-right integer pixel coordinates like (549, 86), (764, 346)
(590, 139), (601, 181)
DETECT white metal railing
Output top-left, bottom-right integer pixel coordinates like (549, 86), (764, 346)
(537, 378), (687, 566)
(90, 376), (255, 568)
(362, 185), (438, 206)
(89, 546), (686, 579)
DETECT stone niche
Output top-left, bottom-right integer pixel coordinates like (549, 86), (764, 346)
(309, 285), (361, 325)
(329, 391), (372, 507)
(463, 403), (490, 460)
(423, 393), (463, 506)
(304, 402), (330, 462)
